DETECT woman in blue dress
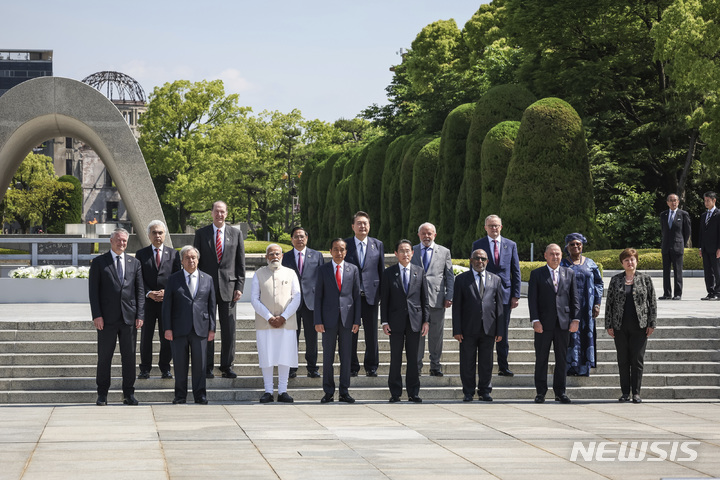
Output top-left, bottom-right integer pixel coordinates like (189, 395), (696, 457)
(560, 233), (603, 376)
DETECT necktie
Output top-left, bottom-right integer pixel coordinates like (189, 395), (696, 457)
(215, 229), (222, 262)
(477, 273), (484, 297)
(358, 242), (365, 268)
(298, 252), (304, 276)
(187, 273), (196, 298)
(116, 255), (123, 283)
(403, 267), (409, 293)
(155, 247), (161, 268)
(493, 240), (500, 265)
(422, 247), (430, 272)
(552, 269), (558, 292)
(335, 264), (342, 291)
(668, 211), (674, 228)
(707, 210), (712, 225)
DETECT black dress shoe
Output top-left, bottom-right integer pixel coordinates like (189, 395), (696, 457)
(618, 394), (630, 403)
(96, 395), (107, 406)
(658, 295), (671, 300)
(195, 396), (208, 405)
(701, 294), (716, 300)
(320, 394), (334, 403)
(289, 369), (297, 379)
(672, 296), (682, 300)
(137, 371), (150, 380)
(408, 396), (422, 403)
(479, 393), (493, 402)
(555, 394), (572, 404)
(221, 369), (237, 378)
(339, 393), (355, 403)
(429, 370), (443, 377)
(350, 371), (358, 377)
(206, 370), (215, 379)
(307, 371), (321, 378)
(463, 394), (473, 402)
(172, 397), (186, 404)
(498, 369), (514, 377)
(259, 392), (274, 404)
(389, 396), (401, 403)
(161, 371), (173, 379)
(632, 394), (642, 403)
(366, 370), (377, 377)
(534, 394), (545, 403)
(278, 392), (294, 403)
(123, 395), (139, 406)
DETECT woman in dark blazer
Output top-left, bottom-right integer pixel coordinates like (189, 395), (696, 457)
(605, 248), (656, 403)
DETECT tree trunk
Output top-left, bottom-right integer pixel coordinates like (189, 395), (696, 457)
(677, 129), (698, 206)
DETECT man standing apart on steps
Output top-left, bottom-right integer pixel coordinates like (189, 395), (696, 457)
(251, 244), (301, 403)
(194, 200), (246, 378)
(89, 228), (144, 406)
(344, 211), (384, 377)
(471, 215), (521, 377)
(698, 191), (720, 300)
(659, 193), (691, 300)
(412, 222), (454, 377)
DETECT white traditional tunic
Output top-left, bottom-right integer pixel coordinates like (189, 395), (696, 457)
(250, 264), (301, 368)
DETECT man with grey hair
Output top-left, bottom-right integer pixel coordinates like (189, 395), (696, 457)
(135, 220), (181, 379)
(163, 246), (216, 404)
(412, 222), (454, 376)
(250, 244), (301, 403)
(89, 228), (145, 406)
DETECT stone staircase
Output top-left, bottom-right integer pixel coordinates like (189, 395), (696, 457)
(0, 313), (718, 403)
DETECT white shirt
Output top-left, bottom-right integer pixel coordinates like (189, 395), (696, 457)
(486, 235), (503, 260)
(213, 225), (225, 255)
(183, 268), (198, 297)
(250, 269), (302, 321)
(355, 237), (367, 261)
(294, 247), (306, 267)
(332, 260), (345, 285)
(475, 270), (485, 292)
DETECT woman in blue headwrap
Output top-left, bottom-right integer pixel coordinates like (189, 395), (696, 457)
(560, 233), (603, 376)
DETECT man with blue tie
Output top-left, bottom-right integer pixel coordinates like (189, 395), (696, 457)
(659, 194), (691, 300)
(471, 214), (521, 377)
(282, 226), (324, 378)
(699, 191), (720, 300)
(344, 211), (385, 377)
(315, 238), (361, 403)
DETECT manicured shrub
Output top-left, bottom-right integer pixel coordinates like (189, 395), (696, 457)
(379, 136), (413, 244)
(478, 121), (521, 231)
(362, 136), (394, 233)
(314, 153), (340, 245)
(400, 135), (436, 239)
(408, 138), (442, 240)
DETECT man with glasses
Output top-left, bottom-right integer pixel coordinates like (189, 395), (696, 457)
(471, 215), (521, 377)
(452, 249), (504, 402)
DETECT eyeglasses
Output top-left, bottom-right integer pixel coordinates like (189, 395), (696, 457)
(486, 224), (501, 229)
(472, 257), (488, 261)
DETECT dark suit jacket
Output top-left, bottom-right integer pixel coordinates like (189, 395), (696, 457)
(452, 269), (504, 337)
(527, 265), (579, 331)
(89, 251), (145, 324)
(471, 236), (521, 304)
(344, 236), (384, 305)
(699, 209), (720, 253)
(162, 269), (216, 337)
(281, 247), (324, 311)
(314, 261), (361, 329)
(135, 244), (181, 294)
(193, 224), (246, 302)
(380, 263), (429, 333)
(660, 209), (691, 254)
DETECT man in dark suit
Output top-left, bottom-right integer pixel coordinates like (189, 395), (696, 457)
(136, 220), (181, 379)
(193, 200), (245, 378)
(163, 246), (216, 404)
(471, 214), (521, 377)
(528, 244), (580, 404)
(699, 191), (720, 300)
(282, 226), (324, 378)
(314, 238), (361, 403)
(412, 222), (454, 377)
(344, 211), (384, 377)
(381, 240), (429, 403)
(89, 228), (145, 406)
(452, 249), (504, 402)
(659, 194), (691, 300)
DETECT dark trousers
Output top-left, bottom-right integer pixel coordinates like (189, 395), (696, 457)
(139, 301), (172, 373)
(322, 322), (354, 396)
(96, 320), (136, 396)
(294, 303), (318, 373)
(351, 297), (379, 373)
(459, 331), (495, 396)
(207, 299), (235, 371)
(613, 325), (647, 395)
(533, 320), (569, 396)
(388, 321), (421, 398)
(172, 330), (208, 401)
(701, 250), (720, 295)
(495, 304), (511, 371)
(662, 251), (684, 297)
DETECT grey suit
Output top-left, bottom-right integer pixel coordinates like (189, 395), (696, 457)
(412, 242), (454, 373)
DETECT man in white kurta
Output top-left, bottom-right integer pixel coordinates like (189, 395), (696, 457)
(250, 244), (301, 403)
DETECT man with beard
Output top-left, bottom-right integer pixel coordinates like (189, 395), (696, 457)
(250, 244), (301, 403)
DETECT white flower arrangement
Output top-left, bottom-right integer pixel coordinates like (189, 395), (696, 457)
(452, 265), (469, 276)
(8, 266), (90, 279)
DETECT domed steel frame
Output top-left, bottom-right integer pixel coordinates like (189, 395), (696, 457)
(81, 71), (146, 104)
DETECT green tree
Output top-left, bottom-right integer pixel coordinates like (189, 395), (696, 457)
(479, 121), (521, 226)
(596, 183), (658, 248)
(47, 175), (82, 233)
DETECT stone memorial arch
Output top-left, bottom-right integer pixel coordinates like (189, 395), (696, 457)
(0, 76), (167, 247)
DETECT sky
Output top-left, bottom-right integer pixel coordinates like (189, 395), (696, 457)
(4, 1), (487, 123)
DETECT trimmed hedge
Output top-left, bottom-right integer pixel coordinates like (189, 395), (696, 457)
(478, 121), (520, 233)
(585, 248), (702, 271)
(408, 138), (442, 240)
(362, 136), (393, 232)
(400, 135), (436, 239)
(380, 135), (413, 244)
(314, 153), (340, 245)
